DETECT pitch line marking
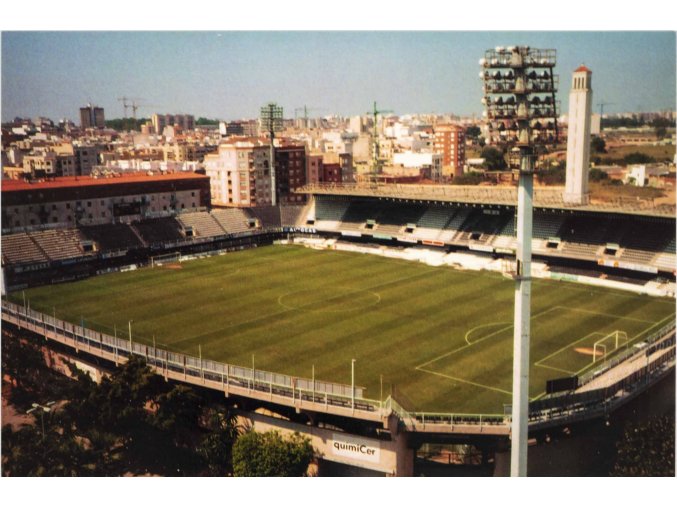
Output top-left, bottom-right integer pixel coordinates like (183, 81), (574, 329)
(534, 331), (606, 368)
(173, 268), (435, 347)
(464, 322), (512, 345)
(535, 363), (577, 375)
(417, 306), (561, 370)
(572, 313), (676, 377)
(416, 366), (513, 396)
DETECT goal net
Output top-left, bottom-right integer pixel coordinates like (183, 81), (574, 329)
(592, 330), (629, 363)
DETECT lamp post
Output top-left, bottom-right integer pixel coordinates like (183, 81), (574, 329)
(128, 319), (133, 355)
(480, 46), (559, 477)
(351, 358), (356, 413)
(27, 401), (55, 442)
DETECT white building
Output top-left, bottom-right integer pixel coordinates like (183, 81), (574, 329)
(393, 152), (442, 180)
(564, 65), (593, 205)
(203, 139), (272, 207)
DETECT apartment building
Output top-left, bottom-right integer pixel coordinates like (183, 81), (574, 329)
(433, 124), (466, 178)
(203, 138), (272, 207)
(80, 104), (105, 129)
(274, 144), (307, 204)
(151, 113), (195, 134)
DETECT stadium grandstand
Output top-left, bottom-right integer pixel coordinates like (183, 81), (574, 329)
(298, 184), (676, 283)
(1, 179), (675, 476)
(2, 181), (674, 291)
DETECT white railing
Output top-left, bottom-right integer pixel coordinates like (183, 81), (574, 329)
(1, 300), (382, 420)
(3, 298), (674, 433)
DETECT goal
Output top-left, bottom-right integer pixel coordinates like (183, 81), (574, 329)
(592, 330), (629, 363)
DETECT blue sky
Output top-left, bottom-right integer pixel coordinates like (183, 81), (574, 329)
(1, 31), (675, 122)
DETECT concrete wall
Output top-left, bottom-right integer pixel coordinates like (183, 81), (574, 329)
(237, 410), (414, 476)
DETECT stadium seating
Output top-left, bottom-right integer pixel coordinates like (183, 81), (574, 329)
(455, 209), (512, 245)
(314, 198), (350, 231)
(532, 213), (565, 239)
(341, 200), (378, 232)
(1, 232), (49, 264)
(414, 205), (453, 240)
(440, 207), (471, 243)
(133, 218), (184, 245)
(246, 206), (279, 229)
(211, 208), (254, 234)
(176, 211), (226, 238)
(280, 205), (306, 228)
(373, 203), (427, 236)
(31, 229), (87, 261)
(80, 224), (144, 252)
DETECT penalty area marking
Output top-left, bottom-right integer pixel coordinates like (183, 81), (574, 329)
(416, 366), (513, 396)
(464, 322), (512, 345)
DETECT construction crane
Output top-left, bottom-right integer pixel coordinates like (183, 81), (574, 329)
(366, 101), (393, 176)
(293, 106), (324, 127)
(117, 97), (144, 118)
(597, 101), (615, 117)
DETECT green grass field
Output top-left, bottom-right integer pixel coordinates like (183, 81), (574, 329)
(11, 245), (675, 414)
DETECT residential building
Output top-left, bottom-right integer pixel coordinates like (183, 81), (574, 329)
(79, 104), (105, 129)
(274, 144), (307, 204)
(433, 124), (466, 178)
(151, 113), (195, 134)
(203, 138), (272, 207)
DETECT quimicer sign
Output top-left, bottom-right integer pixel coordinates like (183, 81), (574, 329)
(331, 433), (381, 464)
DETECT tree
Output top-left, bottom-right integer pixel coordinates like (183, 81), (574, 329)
(197, 407), (242, 476)
(451, 172), (484, 185)
(590, 136), (606, 153)
(623, 152), (655, 165)
(480, 147), (507, 170)
(232, 431), (314, 477)
(589, 168), (609, 182)
(611, 416), (675, 476)
(465, 125), (481, 141)
(196, 117), (220, 126)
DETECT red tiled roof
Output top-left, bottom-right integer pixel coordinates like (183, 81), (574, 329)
(1, 172), (208, 193)
(575, 65), (591, 73)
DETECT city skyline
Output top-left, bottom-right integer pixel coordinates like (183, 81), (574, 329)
(1, 31), (676, 124)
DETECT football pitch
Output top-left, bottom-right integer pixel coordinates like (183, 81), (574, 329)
(11, 244), (675, 414)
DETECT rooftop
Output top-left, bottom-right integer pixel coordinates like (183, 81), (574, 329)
(1, 172), (208, 193)
(299, 183), (676, 218)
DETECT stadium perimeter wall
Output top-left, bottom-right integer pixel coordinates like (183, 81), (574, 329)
(290, 237), (676, 298)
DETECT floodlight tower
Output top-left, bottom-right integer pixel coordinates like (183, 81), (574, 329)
(260, 103), (284, 206)
(480, 46), (559, 477)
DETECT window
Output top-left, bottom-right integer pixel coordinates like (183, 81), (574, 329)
(87, 201), (92, 207)
(66, 203), (71, 209)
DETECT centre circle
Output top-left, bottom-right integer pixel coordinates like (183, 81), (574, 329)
(278, 287), (381, 312)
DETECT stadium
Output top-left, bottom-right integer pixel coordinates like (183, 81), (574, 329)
(2, 181), (675, 476)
